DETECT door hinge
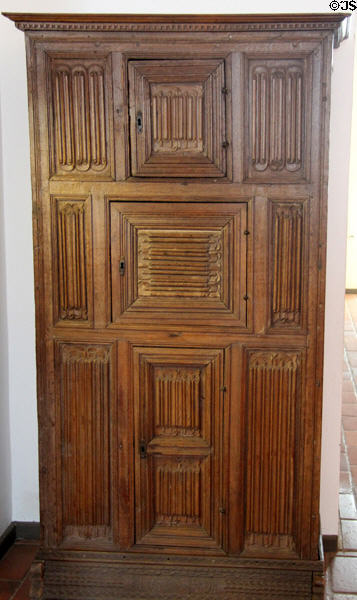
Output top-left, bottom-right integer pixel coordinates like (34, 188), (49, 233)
(222, 87), (229, 95)
(119, 258), (125, 276)
(220, 385), (227, 392)
(219, 507), (226, 514)
(222, 140), (229, 148)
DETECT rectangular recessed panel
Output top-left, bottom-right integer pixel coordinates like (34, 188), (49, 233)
(246, 58), (310, 182)
(58, 343), (112, 541)
(244, 350), (301, 556)
(49, 57), (113, 179)
(52, 196), (92, 325)
(110, 202), (247, 328)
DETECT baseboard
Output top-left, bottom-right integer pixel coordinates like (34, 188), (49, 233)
(0, 521), (40, 559)
(322, 534), (338, 553)
(0, 523), (16, 560)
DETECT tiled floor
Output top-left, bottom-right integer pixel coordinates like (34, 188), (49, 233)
(0, 296), (357, 599)
(0, 542), (39, 600)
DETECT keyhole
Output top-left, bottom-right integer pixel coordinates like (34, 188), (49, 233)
(136, 111), (143, 134)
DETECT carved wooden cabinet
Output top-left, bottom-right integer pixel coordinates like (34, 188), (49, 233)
(4, 12), (348, 600)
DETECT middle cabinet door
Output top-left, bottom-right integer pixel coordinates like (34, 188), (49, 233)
(110, 201), (248, 329)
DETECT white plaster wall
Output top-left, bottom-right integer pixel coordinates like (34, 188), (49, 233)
(0, 83), (12, 536)
(0, 0), (354, 535)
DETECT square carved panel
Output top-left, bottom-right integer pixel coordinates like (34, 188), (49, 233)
(128, 60), (227, 177)
(110, 201), (248, 328)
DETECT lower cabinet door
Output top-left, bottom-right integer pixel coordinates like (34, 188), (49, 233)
(132, 346), (228, 552)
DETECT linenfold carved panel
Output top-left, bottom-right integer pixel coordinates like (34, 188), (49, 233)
(154, 367), (201, 437)
(270, 201), (306, 329)
(110, 201), (248, 328)
(244, 350), (300, 555)
(49, 57), (113, 179)
(246, 58), (310, 182)
(129, 59), (227, 177)
(154, 458), (201, 525)
(58, 343), (112, 541)
(133, 347), (225, 550)
(138, 229), (223, 299)
(52, 196), (92, 325)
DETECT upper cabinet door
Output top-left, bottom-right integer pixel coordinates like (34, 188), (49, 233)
(128, 59), (228, 178)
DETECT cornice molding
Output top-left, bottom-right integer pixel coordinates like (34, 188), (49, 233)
(2, 13), (350, 47)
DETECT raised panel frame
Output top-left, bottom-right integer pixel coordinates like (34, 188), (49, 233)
(109, 200), (249, 329)
(128, 59), (229, 178)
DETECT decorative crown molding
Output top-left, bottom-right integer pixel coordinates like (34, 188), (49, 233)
(2, 13), (350, 47)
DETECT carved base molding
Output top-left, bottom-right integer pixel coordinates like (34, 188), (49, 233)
(30, 553), (324, 600)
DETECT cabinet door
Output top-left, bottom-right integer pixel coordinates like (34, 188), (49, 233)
(128, 59), (227, 177)
(110, 201), (248, 329)
(132, 347), (227, 552)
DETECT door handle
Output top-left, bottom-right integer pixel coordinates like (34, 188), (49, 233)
(139, 440), (147, 459)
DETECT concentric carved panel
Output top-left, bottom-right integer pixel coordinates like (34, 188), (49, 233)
(133, 346), (226, 550)
(244, 350), (301, 555)
(57, 343), (112, 541)
(52, 196), (93, 325)
(129, 59), (227, 177)
(246, 58), (310, 181)
(110, 201), (248, 328)
(49, 57), (113, 179)
(270, 201), (307, 329)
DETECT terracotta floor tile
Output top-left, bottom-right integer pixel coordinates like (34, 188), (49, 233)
(331, 556), (357, 593)
(343, 417), (357, 431)
(345, 431), (357, 446)
(341, 519), (357, 549)
(351, 465), (357, 484)
(0, 581), (18, 600)
(339, 493), (357, 519)
(343, 380), (355, 392)
(348, 352), (357, 367)
(12, 574), (31, 600)
(340, 471), (352, 492)
(0, 544), (38, 581)
(348, 446), (357, 466)
(342, 392), (357, 403)
(341, 453), (349, 470)
(345, 337), (357, 352)
(343, 404), (357, 417)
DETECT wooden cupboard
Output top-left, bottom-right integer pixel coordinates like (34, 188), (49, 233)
(4, 12), (348, 599)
